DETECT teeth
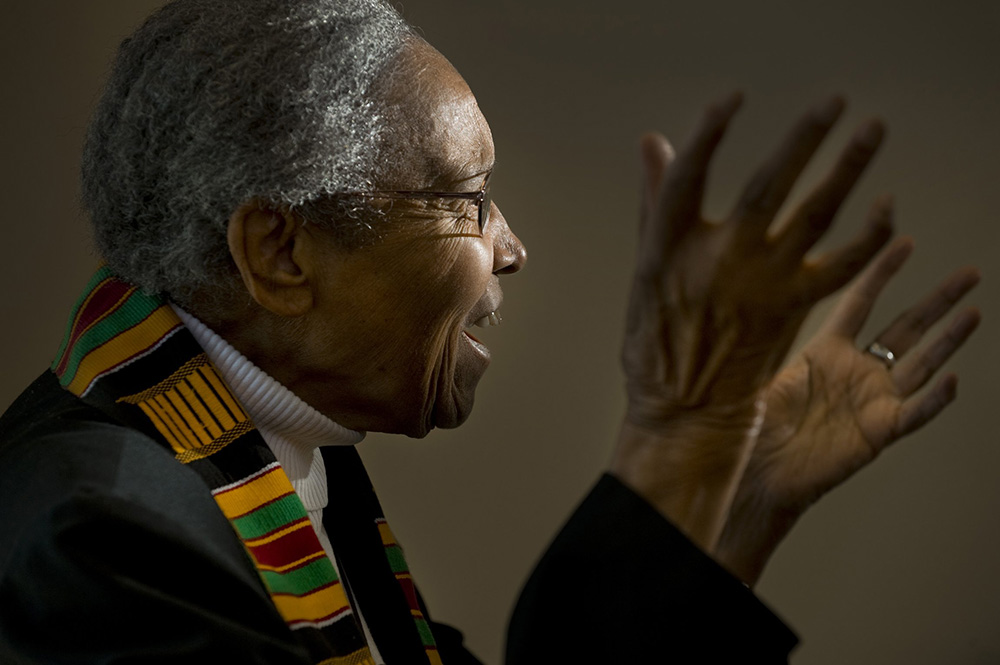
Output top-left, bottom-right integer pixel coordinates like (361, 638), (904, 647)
(474, 311), (502, 328)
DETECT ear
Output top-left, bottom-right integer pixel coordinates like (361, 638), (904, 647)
(227, 200), (314, 317)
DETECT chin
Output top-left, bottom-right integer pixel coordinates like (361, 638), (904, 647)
(408, 339), (488, 437)
(435, 394), (477, 431)
(407, 386), (477, 438)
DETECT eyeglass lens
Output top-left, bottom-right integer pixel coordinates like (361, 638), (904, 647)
(480, 186), (492, 231)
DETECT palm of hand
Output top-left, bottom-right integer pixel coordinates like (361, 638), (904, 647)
(736, 241), (979, 517)
(753, 335), (897, 512)
(713, 241), (977, 584)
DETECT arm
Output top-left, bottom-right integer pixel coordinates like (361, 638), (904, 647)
(506, 474), (797, 664)
(509, 94), (979, 661)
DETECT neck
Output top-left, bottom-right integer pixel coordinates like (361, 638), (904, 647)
(172, 304), (364, 449)
(183, 296), (391, 432)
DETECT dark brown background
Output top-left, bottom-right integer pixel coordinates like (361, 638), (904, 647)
(2, 1), (998, 662)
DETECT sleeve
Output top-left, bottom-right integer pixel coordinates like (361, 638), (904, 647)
(505, 474), (798, 664)
(0, 489), (312, 665)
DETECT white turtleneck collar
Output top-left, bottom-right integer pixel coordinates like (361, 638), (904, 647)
(171, 305), (364, 514)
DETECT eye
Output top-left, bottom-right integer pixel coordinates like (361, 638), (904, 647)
(447, 203), (479, 230)
(461, 206), (480, 226)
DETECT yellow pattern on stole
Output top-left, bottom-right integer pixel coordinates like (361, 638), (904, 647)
(117, 353), (251, 463)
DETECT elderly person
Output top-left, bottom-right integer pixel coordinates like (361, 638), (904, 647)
(0, 0), (979, 663)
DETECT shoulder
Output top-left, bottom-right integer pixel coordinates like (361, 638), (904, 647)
(0, 371), (249, 576)
(0, 373), (308, 663)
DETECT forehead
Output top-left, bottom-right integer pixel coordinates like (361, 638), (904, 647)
(380, 40), (494, 188)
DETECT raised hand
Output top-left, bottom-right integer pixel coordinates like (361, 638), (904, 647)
(612, 95), (897, 550)
(622, 95), (891, 427)
(715, 238), (981, 585)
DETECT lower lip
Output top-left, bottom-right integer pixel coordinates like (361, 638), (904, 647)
(462, 330), (490, 359)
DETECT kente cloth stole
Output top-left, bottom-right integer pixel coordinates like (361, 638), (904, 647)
(52, 266), (443, 665)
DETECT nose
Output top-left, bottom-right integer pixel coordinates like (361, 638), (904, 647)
(489, 203), (526, 274)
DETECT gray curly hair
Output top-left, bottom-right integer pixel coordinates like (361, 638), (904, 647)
(81, 0), (413, 303)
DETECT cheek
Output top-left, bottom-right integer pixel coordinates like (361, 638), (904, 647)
(408, 237), (493, 324)
(412, 241), (494, 391)
(348, 237), (492, 370)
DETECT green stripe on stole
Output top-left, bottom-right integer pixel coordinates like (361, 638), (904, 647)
(260, 558), (338, 596)
(383, 544), (409, 574)
(57, 288), (161, 387)
(414, 618), (436, 647)
(230, 493), (310, 540)
(52, 265), (114, 366)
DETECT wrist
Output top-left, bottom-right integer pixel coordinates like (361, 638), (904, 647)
(713, 492), (800, 586)
(610, 406), (763, 553)
(624, 388), (762, 434)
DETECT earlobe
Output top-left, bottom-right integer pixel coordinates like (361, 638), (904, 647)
(227, 201), (314, 317)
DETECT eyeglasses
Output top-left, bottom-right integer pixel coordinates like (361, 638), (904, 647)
(338, 172), (492, 233)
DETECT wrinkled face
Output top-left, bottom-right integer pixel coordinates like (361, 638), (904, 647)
(302, 40), (526, 438)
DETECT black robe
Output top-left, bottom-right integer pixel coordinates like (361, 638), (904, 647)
(0, 371), (796, 664)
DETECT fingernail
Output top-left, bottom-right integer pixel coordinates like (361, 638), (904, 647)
(947, 270), (979, 298)
(950, 309), (980, 336)
(707, 92), (744, 124)
(818, 96), (845, 123)
(858, 120), (885, 148)
(891, 236), (915, 261)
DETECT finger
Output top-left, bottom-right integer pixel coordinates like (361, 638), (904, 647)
(893, 307), (981, 396)
(893, 373), (958, 439)
(639, 92), (742, 271)
(641, 132), (676, 202)
(773, 119), (885, 263)
(639, 133), (676, 230)
(729, 96), (845, 239)
(822, 234), (914, 339)
(875, 265), (981, 357)
(797, 194), (893, 302)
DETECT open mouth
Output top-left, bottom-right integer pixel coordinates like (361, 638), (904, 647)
(463, 310), (502, 346)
